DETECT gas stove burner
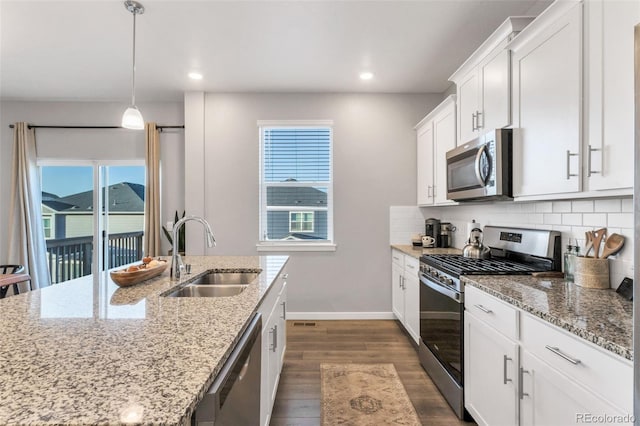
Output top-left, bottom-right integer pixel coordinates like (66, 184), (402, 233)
(420, 254), (546, 277)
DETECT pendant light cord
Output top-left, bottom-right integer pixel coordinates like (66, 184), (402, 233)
(131, 11), (137, 107)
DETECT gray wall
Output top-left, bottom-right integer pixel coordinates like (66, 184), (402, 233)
(0, 101), (185, 261)
(187, 92), (441, 317)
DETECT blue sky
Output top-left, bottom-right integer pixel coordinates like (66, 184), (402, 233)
(41, 166), (145, 197)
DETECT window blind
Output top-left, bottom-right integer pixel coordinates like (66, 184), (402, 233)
(263, 128), (331, 182)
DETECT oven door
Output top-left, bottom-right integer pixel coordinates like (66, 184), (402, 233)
(419, 273), (464, 386)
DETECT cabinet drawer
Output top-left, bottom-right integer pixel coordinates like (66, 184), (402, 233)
(391, 249), (404, 268)
(404, 256), (419, 275)
(465, 286), (518, 340)
(520, 313), (632, 412)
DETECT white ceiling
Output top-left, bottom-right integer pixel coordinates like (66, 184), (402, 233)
(0, 0), (552, 102)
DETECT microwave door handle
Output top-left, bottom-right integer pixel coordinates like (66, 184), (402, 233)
(474, 144), (488, 188)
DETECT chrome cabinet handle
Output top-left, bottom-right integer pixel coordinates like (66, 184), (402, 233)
(503, 355), (513, 384)
(587, 145), (601, 177)
(271, 325), (278, 352)
(519, 367), (530, 399)
(472, 112), (478, 131)
(566, 150), (579, 179)
(432, 185), (436, 197)
(545, 345), (581, 365)
(474, 304), (493, 314)
(476, 111), (483, 130)
(281, 301), (286, 320)
(427, 185), (433, 198)
(401, 275), (405, 290)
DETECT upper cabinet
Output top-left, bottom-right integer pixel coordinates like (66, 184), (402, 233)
(510, 0), (637, 199)
(584, 0), (639, 192)
(511, 1), (583, 197)
(449, 17), (534, 145)
(415, 95), (457, 206)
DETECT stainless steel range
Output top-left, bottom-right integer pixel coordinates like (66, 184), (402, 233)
(418, 226), (562, 419)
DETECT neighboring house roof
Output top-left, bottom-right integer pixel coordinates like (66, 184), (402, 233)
(42, 182), (145, 213)
(267, 186), (327, 207)
(285, 233), (324, 240)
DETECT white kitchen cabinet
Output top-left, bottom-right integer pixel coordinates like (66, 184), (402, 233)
(259, 270), (288, 426)
(511, 1), (583, 197)
(464, 286), (633, 426)
(390, 249), (419, 344)
(415, 95), (456, 206)
(583, 0), (639, 193)
(464, 312), (519, 426)
(450, 17), (534, 145)
(416, 121), (434, 205)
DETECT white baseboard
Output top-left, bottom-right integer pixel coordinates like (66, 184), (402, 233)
(287, 312), (396, 320)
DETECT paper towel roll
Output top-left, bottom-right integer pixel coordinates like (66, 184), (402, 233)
(467, 221), (482, 238)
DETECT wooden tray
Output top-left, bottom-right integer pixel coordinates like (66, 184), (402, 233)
(110, 260), (169, 287)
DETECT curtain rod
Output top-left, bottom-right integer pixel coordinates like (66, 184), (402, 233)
(8, 124), (184, 131)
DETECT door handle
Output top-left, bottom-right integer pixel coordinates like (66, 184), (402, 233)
(427, 185), (433, 198)
(472, 112), (478, 131)
(281, 301), (286, 320)
(545, 345), (581, 365)
(474, 144), (488, 188)
(519, 367), (530, 399)
(503, 355), (512, 384)
(587, 145), (601, 177)
(270, 325), (278, 352)
(474, 304), (493, 314)
(566, 150), (579, 179)
(476, 111), (483, 130)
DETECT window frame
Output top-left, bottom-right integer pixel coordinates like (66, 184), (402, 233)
(257, 120), (336, 252)
(289, 211), (315, 233)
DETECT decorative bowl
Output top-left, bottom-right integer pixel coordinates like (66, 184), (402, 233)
(110, 260), (169, 287)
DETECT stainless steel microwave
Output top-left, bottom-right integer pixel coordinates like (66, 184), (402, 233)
(446, 129), (512, 201)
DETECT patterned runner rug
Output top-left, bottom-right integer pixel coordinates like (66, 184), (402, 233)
(320, 363), (421, 425)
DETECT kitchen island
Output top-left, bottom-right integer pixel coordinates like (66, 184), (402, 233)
(0, 255), (288, 425)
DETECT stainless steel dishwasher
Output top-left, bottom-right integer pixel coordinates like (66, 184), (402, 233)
(192, 313), (262, 426)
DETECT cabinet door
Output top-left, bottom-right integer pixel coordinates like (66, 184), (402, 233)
(267, 301), (281, 405)
(278, 282), (288, 366)
(416, 122), (434, 206)
(403, 269), (420, 344)
(480, 48), (511, 131)
(512, 3), (583, 197)
(260, 301), (279, 426)
(585, 0), (639, 191)
(520, 350), (629, 426)
(391, 262), (405, 323)
(464, 312), (519, 426)
(457, 69), (480, 144)
(433, 100), (456, 205)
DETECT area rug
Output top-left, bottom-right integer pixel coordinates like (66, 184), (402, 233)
(320, 363), (421, 425)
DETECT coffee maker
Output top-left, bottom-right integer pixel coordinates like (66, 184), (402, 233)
(424, 218), (441, 248)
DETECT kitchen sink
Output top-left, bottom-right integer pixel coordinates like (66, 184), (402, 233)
(190, 271), (260, 285)
(165, 284), (247, 298)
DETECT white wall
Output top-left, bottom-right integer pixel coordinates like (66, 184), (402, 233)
(0, 101), (185, 260)
(185, 92), (441, 317)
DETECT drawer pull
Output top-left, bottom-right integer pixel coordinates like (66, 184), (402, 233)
(474, 304), (493, 314)
(519, 367), (530, 399)
(545, 345), (581, 365)
(503, 355), (512, 385)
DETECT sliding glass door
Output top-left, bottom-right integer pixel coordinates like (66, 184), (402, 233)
(40, 161), (145, 284)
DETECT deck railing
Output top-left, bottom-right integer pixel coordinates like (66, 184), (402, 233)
(45, 231), (144, 284)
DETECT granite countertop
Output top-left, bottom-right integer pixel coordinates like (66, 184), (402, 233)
(0, 255), (288, 425)
(463, 276), (633, 361)
(391, 244), (462, 259)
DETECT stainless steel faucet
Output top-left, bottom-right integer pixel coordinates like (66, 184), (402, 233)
(170, 215), (216, 280)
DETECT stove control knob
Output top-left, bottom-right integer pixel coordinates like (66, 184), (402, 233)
(430, 270), (438, 278)
(445, 278), (453, 286)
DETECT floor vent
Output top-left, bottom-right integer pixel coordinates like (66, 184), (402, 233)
(293, 321), (317, 327)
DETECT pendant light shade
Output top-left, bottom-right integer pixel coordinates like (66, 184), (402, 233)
(122, 1), (145, 129)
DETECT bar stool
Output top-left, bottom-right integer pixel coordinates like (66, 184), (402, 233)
(0, 264), (31, 298)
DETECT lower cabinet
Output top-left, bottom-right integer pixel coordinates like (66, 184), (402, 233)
(259, 271), (288, 426)
(391, 249), (419, 344)
(464, 285), (632, 426)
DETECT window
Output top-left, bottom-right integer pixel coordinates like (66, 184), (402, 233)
(42, 216), (52, 239)
(289, 211), (314, 232)
(258, 121), (334, 250)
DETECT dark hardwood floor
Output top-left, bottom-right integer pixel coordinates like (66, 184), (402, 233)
(270, 320), (475, 426)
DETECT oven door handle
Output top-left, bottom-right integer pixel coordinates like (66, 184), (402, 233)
(420, 274), (462, 304)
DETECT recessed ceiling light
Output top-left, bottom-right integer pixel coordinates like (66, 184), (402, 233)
(188, 72), (203, 80)
(359, 72), (374, 81)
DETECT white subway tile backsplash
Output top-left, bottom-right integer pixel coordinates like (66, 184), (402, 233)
(621, 198), (633, 213)
(552, 201), (572, 213)
(535, 202), (553, 213)
(527, 213), (544, 224)
(582, 213), (607, 227)
(572, 200), (594, 213)
(608, 213), (633, 229)
(561, 213), (582, 226)
(595, 199), (621, 213)
(543, 213), (562, 225)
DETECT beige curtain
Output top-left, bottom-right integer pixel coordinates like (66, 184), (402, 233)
(8, 122), (51, 290)
(144, 122), (161, 257)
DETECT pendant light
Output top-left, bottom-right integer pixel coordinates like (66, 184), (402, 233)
(121, 1), (145, 130)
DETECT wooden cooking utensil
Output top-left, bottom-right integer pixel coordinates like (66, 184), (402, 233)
(591, 228), (607, 259)
(583, 231), (594, 257)
(600, 233), (625, 259)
